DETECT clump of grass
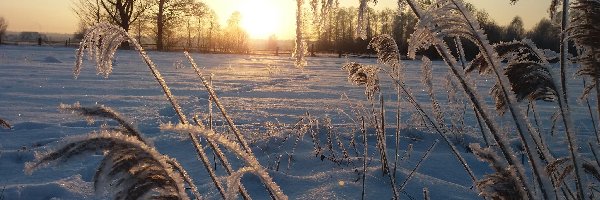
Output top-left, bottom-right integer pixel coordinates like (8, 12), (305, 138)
(31, 23), (280, 199)
(344, 0), (600, 199)
(26, 105), (198, 200)
(470, 143), (524, 199)
(26, 130), (191, 200)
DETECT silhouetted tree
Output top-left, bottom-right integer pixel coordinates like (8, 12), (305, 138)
(73, 0), (150, 48)
(182, 2), (208, 50)
(101, 0), (149, 32)
(505, 16), (525, 41)
(73, 21), (87, 40)
(0, 17), (7, 45)
(306, 2), (544, 60)
(154, 0), (198, 51)
(267, 34), (278, 50)
(223, 11), (249, 53)
(73, 0), (104, 26)
(527, 18), (560, 51)
(201, 9), (219, 52)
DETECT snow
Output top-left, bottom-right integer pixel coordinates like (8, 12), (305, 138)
(0, 44), (595, 199)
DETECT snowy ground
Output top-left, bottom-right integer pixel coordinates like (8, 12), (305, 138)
(0, 45), (595, 199)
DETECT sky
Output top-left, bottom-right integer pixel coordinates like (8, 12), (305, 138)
(0, 0), (551, 40)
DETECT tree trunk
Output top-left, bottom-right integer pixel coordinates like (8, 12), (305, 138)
(121, 21), (131, 49)
(156, 0), (165, 51)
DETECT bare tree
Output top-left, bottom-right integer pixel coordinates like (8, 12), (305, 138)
(223, 11), (249, 53)
(154, 0), (199, 51)
(0, 17), (7, 45)
(100, 0), (149, 32)
(505, 16), (525, 41)
(184, 2), (208, 50)
(267, 34), (278, 51)
(73, 0), (150, 48)
(73, 0), (104, 27)
(198, 9), (219, 52)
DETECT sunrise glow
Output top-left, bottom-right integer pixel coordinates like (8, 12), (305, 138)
(0, 0), (550, 40)
(237, 0), (284, 40)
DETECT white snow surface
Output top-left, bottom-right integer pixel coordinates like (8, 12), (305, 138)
(0, 45), (595, 199)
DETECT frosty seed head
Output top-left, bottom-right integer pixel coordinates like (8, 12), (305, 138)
(342, 62), (380, 100)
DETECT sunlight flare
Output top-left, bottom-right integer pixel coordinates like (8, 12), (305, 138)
(238, 0), (283, 39)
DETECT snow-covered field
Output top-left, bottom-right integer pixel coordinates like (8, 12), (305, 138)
(0, 45), (595, 199)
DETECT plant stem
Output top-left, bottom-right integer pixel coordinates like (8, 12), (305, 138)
(582, 79), (599, 143)
(560, 0), (570, 105)
(185, 52), (253, 155)
(474, 107), (491, 147)
(403, 1), (534, 198)
(454, 2), (555, 198)
(530, 102), (547, 150)
(166, 158), (202, 200)
(596, 77), (600, 145)
(192, 117), (252, 200)
(383, 70), (477, 184)
(423, 188), (430, 200)
(398, 139), (439, 193)
(455, 36), (491, 148)
(361, 117), (368, 200)
(558, 0), (586, 197)
(114, 32), (229, 199)
(380, 97), (400, 200)
(394, 76), (401, 181)
(185, 52), (277, 199)
(209, 74), (213, 130)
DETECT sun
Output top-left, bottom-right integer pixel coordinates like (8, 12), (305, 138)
(237, 0), (284, 40)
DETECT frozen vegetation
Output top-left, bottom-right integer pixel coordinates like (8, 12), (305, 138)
(1, 0), (600, 199)
(0, 43), (507, 200)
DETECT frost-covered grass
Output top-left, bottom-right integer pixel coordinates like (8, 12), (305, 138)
(0, 39), (595, 199)
(2, 0), (598, 198)
(0, 43), (492, 199)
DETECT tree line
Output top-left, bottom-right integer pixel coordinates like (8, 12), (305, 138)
(74, 0), (249, 52)
(309, 3), (561, 58)
(74, 0), (561, 57)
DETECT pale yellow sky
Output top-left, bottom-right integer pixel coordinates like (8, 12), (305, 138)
(0, 0), (550, 39)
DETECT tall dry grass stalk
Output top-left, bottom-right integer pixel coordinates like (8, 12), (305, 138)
(400, 0), (570, 198)
(26, 104), (200, 200)
(67, 23), (279, 199)
(344, 34), (477, 184)
(26, 130), (191, 200)
(385, 0), (600, 198)
(361, 117), (367, 200)
(377, 97), (400, 199)
(349, 0), (598, 198)
(184, 52), (254, 155)
(161, 123), (288, 200)
(78, 23), (228, 198)
(398, 139), (439, 193)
